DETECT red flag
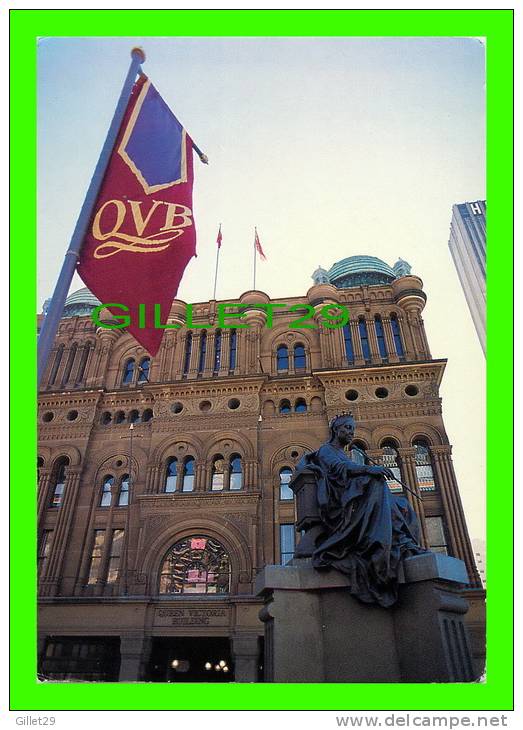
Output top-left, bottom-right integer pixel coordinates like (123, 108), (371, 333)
(77, 75), (197, 356)
(216, 224), (222, 249)
(254, 228), (267, 260)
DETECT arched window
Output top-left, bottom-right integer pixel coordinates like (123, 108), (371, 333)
(50, 457), (69, 507)
(374, 316), (388, 359)
(183, 332), (192, 375)
(294, 398), (307, 413)
(279, 467), (294, 500)
(213, 331), (222, 374)
(413, 438), (436, 491)
(342, 323), (354, 363)
(75, 344), (90, 384)
(122, 358), (135, 385)
(61, 343), (77, 385)
(381, 440), (402, 493)
(159, 536), (231, 595)
(37, 456), (44, 482)
(229, 454), (242, 491)
(279, 399), (291, 415)
(128, 410), (141, 424)
(348, 440), (367, 465)
(229, 329), (237, 370)
(358, 318), (371, 362)
(211, 455), (225, 491)
(294, 343), (306, 369)
(101, 411), (112, 426)
(115, 411), (126, 424)
(100, 475), (114, 507)
(165, 458), (178, 493)
(48, 345), (63, 386)
(276, 345), (289, 372)
(390, 314), (404, 358)
(142, 409), (153, 423)
(138, 357), (150, 383)
(182, 456), (195, 492)
(117, 475), (129, 506)
(198, 331), (207, 374)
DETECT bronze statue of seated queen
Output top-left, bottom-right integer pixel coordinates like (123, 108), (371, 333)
(295, 413), (427, 608)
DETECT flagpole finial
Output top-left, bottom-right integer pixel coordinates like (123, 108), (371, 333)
(131, 47), (146, 63)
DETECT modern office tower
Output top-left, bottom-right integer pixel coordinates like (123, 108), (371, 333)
(448, 200), (486, 354)
(37, 255), (485, 682)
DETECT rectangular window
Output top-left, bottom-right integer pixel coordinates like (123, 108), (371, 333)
(425, 516), (448, 554)
(87, 530), (105, 585)
(280, 524), (295, 565)
(106, 529), (124, 583)
(38, 530), (53, 577)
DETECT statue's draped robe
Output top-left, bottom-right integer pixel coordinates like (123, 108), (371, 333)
(300, 443), (425, 608)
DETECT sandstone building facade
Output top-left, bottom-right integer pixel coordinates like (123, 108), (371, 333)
(37, 255), (485, 682)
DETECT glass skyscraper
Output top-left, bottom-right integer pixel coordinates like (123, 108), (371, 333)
(448, 200), (486, 354)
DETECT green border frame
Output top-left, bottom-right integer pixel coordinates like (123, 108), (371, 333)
(11, 9), (513, 711)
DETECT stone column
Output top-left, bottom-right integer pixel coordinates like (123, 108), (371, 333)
(195, 462), (207, 492)
(204, 331), (216, 376)
(382, 317), (399, 363)
(231, 634), (260, 682)
(219, 330), (231, 375)
(418, 316), (431, 358)
(37, 468), (52, 525)
(397, 313), (415, 361)
(430, 449), (460, 558)
(366, 317), (381, 363)
(119, 634), (148, 682)
(145, 465), (159, 494)
(432, 447), (481, 586)
(92, 330), (119, 388)
(41, 466), (82, 596)
(187, 331), (201, 379)
(397, 447), (428, 547)
(173, 331), (186, 379)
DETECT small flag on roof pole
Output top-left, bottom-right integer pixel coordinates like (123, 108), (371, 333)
(253, 227), (266, 290)
(254, 227), (266, 261)
(77, 68), (205, 357)
(213, 224), (222, 300)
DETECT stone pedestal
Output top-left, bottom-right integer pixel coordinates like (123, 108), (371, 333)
(232, 634), (260, 682)
(256, 554), (477, 683)
(118, 634), (151, 682)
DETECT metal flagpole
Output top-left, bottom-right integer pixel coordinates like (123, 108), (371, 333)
(253, 227), (257, 290)
(213, 224), (221, 300)
(37, 48), (146, 385)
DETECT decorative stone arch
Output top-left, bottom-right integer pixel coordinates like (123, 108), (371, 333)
(83, 444), (147, 488)
(269, 440), (317, 472)
(203, 430), (255, 461)
(139, 516), (253, 596)
(351, 425), (372, 449)
(107, 333), (150, 389)
(372, 425), (406, 449)
(263, 325), (314, 374)
(151, 432), (205, 464)
(50, 444), (82, 467)
(405, 422), (445, 446)
(37, 445), (53, 465)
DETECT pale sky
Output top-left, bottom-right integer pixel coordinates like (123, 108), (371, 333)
(38, 36), (486, 541)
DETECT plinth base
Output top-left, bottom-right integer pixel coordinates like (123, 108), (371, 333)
(256, 556), (477, 683)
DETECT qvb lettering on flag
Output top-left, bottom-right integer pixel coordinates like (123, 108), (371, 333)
(78, 75), (198, 356)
